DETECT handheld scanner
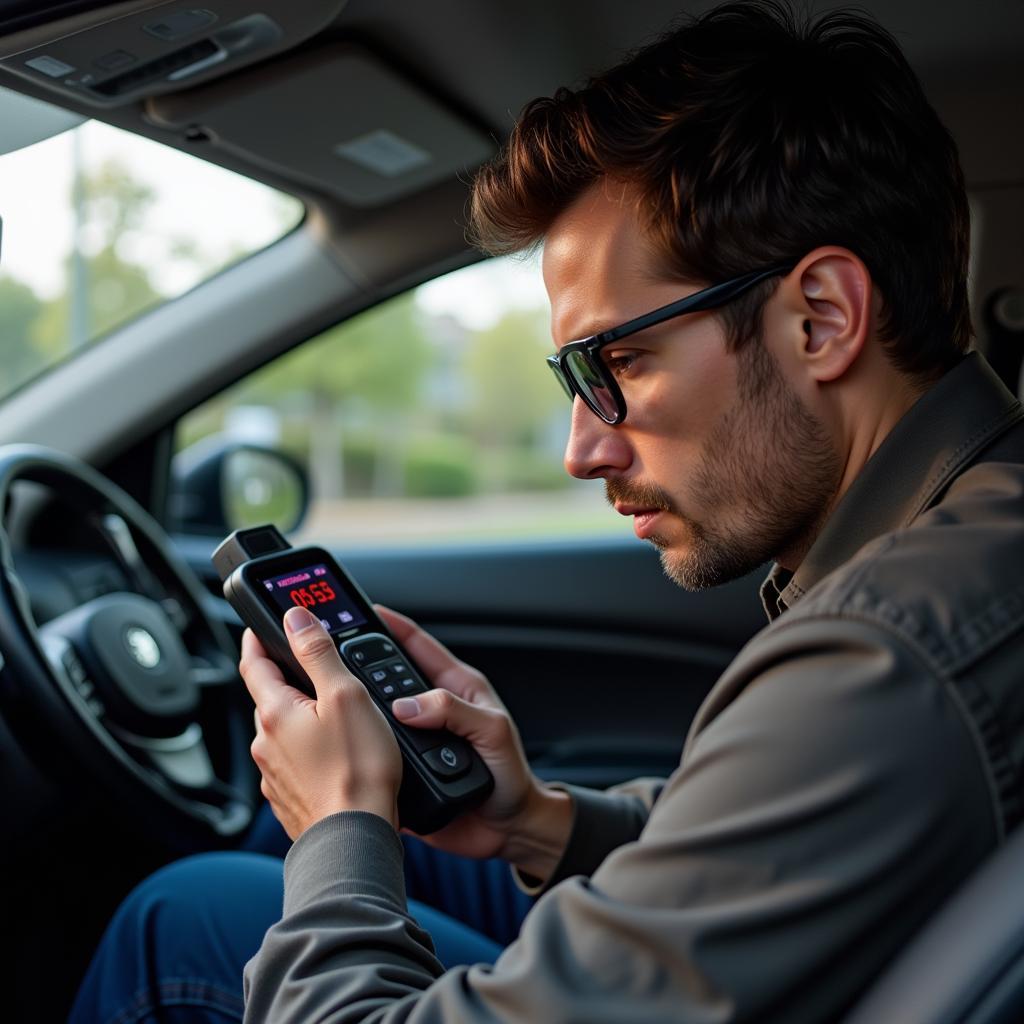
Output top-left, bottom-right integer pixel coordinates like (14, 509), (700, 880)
(212, 526), (493, 834)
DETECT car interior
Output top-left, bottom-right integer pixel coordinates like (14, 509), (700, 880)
(0, 1), (1021, 1020)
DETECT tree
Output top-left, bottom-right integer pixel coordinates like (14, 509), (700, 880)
(235, 292), (436, 498)
(0, 275), (47, 394)
(243, 291), (432, 410)
(32, 159), (163, 357)
(465, 307), (561, 447)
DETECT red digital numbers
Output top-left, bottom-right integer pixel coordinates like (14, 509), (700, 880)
(289, 581), (336, 608)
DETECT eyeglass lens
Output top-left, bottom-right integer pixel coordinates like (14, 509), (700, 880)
(548, 359), (573, 399)
(563, 349), (620, 422)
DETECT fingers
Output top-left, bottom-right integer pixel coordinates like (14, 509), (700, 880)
(375, 605), (495, 705)
(242, 628), (268, 661)
(239, 628), (295, 710)
(392, 686), (511, 755)
(375, 605), (462, 680)
(240, 627), (282, 680)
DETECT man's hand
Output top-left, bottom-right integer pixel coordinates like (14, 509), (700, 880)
(240, 606), (402, 839)
(379, 606), (573, 882)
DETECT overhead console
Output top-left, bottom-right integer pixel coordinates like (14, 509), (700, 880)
(0, 1), (347, 107)
(0, 0), (495, 236)
(145, 44), (495, 208)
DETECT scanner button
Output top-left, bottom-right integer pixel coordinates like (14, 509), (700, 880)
(422, 742), (470, 779)
(379, 682), (398, 698)
(387, 660), (409, 674)
(404, 724), (445, 753)
(342, 636), (397, 667)
(369, 669), (388, 683)
(399, 677), (422, 692)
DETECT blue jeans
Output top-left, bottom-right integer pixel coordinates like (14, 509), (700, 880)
(68, 806), (534, 1023)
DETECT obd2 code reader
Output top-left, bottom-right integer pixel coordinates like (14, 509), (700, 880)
(213, 525), (494, 834)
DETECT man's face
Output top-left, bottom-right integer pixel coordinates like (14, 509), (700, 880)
(543, 183), (841, 589)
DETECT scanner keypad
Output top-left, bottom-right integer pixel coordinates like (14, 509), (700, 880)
(339, 635), (453, 765)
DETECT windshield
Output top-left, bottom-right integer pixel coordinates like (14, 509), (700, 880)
(0, 92), (303, 402)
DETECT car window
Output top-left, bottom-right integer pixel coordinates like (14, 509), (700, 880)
(175, 256), (627, 547)
(0, 91), (302, 402)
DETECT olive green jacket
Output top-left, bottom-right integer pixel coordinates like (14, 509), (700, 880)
(244, 352), (1024, 1023)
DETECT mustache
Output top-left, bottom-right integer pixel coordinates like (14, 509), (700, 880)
(605, 477), (679, 517)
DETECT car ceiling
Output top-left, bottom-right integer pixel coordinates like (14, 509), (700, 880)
(0, 0), (1021, 326)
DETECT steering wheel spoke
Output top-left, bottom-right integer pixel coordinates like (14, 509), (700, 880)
(108, 720), (214, 788)
(188, 654), (239, 690)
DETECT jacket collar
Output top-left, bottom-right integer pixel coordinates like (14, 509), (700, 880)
(760, 352), (1023, 621)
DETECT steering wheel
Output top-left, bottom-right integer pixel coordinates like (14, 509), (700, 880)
(0, 445), (258, 849)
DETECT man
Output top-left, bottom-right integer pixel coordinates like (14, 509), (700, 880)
(71, 2), (1024, 1022)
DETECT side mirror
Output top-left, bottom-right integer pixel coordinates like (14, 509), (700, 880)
(170, 437), (309, 536)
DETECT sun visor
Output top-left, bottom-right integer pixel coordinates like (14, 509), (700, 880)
(0, 1), (347, 107)
(145, 45), (495, 208)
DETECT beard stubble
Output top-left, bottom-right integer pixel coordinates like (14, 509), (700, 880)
(606, 340), (841, 591)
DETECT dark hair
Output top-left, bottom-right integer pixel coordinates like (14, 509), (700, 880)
(469, 0), (972, 383)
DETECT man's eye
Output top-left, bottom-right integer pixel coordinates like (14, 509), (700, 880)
(602, 351), (639, 376)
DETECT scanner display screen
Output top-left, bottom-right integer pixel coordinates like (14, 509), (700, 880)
(258, 563), (367, 634)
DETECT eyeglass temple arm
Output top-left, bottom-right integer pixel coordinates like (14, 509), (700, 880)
(593, 265), (794, 344)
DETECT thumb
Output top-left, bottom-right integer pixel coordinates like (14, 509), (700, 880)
(283, 606), (346, 696)
(392, 688), (509, 754)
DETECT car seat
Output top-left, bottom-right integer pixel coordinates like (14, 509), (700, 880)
(844, 824), (1024, 1023)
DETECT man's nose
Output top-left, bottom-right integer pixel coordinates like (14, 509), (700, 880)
(563, 397), (632, 479)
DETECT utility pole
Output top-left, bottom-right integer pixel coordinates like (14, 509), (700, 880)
(69, 128), (89, 349)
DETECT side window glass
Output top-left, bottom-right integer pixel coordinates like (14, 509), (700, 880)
(174, 256), (624, 546)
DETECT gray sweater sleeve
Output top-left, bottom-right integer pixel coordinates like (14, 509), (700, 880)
(243, 617), (998, 1024)
(511, 777), (663, 894)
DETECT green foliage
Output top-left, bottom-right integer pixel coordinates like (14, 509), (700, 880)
(341, 435), (379, 495)
(174, 262), (569, 507)
(0, 276), (47, 394)
(237, 292), (434, 410)
(32, 243), (162, 352)
(0, 147), (288, 402)
(464, 307), (561, 446)
(403, 436), (478, 497)
(222, 294), (438, 501)
(496, 448), (572, 492)
(83, 159), (156, 235)
(176, 399), (226, 451)
(0, 156), (165, 399)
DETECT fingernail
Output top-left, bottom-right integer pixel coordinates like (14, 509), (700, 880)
(392, 697), (421, 718)
(284, 606), (320, 634)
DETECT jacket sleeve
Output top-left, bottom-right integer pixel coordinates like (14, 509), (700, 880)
(511, 776), (664, 894)
(243, 616), (999, 1024)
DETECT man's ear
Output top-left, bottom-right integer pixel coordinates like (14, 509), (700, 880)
(780, 247), (872, 383)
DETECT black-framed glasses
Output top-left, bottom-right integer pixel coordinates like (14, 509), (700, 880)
(546, 264), (793, 424)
